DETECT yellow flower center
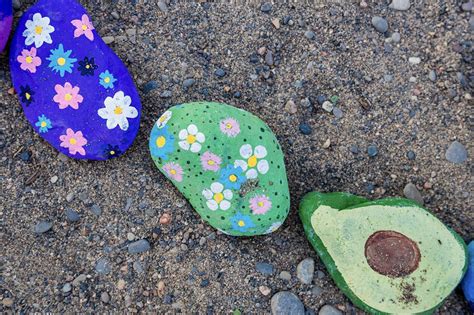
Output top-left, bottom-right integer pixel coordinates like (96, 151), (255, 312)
(238, 220), (245, 227)
(25, 93), (31, 100)
(213, 192), (224, 204)
(159, 115), (167, 122)
(57, 57), (66, 66)
(114, 106), (123, 115)
(207, 160), (215, 166)
(35, 26), (43, 34)
(156, 136), (166, 148)
(64, 93), (73, 101)
(86, 64), (90, 69)
(81, 24), (88, 31)
(25, 56), (33, 63)
(110, 150), (115, 155)
(186, 134), (196, 144)
(170, 169), (177, 175)
(40, 121), (47, 127)
(69, 138), (77, 145)
(104, 77), (111, 83)
(226, 123), (233, 129)
(257, 201), (264, 207)
(248, 155), (257, 168)
(229, 174), (237, 182)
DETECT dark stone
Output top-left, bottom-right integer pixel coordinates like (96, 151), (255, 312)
(407, 150), (416, 160)
(214, 68), (226, 77)
(256, 262), (274, 275)
(367, 145), (378, 157)
(65, 208), (80, 222)
(299, 123), (312, 135)
(317, 95), (327, 105)
(200, 279), (210, 287)
(183, 78), (195, 88)
(260, 2), (272, 12)
(350, 145), (359, 154)
(143, 80), (159, 94)
(128, 239), (151, 254)
(90, 204), (101, 216)
(34, 221), (53, 234)
(20, 151), (31, 162)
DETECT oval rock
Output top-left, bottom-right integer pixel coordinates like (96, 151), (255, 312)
(0, 0), (12, 52)
(9, 0), (141, 160)
(149, 102), (290, 236)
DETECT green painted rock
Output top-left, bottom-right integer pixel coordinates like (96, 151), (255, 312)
(149, 102), (290, 236)
(299, 192), (468, 314)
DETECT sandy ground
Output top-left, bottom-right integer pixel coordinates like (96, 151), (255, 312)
(0, 0), (472, 313)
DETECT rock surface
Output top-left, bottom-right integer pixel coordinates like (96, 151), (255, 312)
(149, 102), (290, 236)
(371, 16), (388, 33)
(445, 141), (468, 164)
(462, 241), (474, 311)
(0, 0), (12, 53)
(296, 258), (315, 284)
(9, 0), (141, 160)
(403, 183), (423, 205)
(319, 305), (342, 315)
(271, 291), (305, 315)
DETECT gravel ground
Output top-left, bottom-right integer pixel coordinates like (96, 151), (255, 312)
(1, 0), (472, 313)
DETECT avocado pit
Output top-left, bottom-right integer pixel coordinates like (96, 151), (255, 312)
(365, 230), (421, 277)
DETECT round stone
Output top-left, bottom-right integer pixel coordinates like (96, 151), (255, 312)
(371, 16), (388, 33)
(367, 145), (378, 157)
(365, 230), (421, 277)
(445, 141), (468, 164)
(296, 258), (315, 284)
(149, 102), (290, 236)
(0, 0), (12, 53)
(9, 0), (141, 160)
(271, 291), (305, 315)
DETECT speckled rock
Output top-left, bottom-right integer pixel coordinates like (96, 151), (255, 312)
(445, 141), (468, 164)
(149, 102), (290, 236)
(0, 0), (12, 53)
(9, 0), (141, 160)
(271, 291), (305, 315)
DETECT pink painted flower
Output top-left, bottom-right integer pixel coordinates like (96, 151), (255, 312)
(53, 82), (84, 110)
(201, 151), (222, 172)
(59, 128), (87, 155)
(71, 14), (95, 41)
(17, 47), (42, 73)
(249, 195), (272, 215)
(163, 162), (183, 182)
(220, 118), (240, 137)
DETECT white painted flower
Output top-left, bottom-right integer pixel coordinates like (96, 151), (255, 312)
(178, 124), (205, 153)
(202, 182), (232, 211)
(265, 222), (282, 234)
(234, 144), (269, 179)
(156, 110), (172, 129)
(97, 91), (138, 131)
(23, 13), (55, 48)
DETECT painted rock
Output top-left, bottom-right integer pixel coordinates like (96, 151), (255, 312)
(299, 192), (468, 314)
(462, 241), (474, 311)
(149, 102), (290, 236)
(0, 0), (12, 53)
(9, 0), (141, 160)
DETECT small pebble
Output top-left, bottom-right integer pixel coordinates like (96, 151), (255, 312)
(285, 100), (297, 114)
(90, 204), (102, 216)
(403, 183), (423, 205)
(257, 46), (267, 55)
(409, 57), (421, 64)
(117, 279), (126, 290)
(50, 175), (58, 184)
(127, 232), (136, 241)
(101, 292), (110, 303)
(95, 257), (112, 274)
(12, 0), (21, 9)
(332, 107), (343, 118)
(158, 1), (168, 12)
(65, 208), (80, 222)
(160, 213), (172, 225)
(367, 145), (378, 157)
(34, 221), (52, 234)
(200, 279), (210, 287)
(445, 141), (468, 164)
(322, 139), (331, 149)
(279, 271), (291, 281)
(143, 81), (159, 94)
(461, 0), (473, 11)
(296, 258), (315, 284)
(300, 97), (311, 107)
(2, 298), (13, 307)
(391, 32), (401, 43)
(256, 262), (274, 275)
(183, 78), (195, 88)
(214, 68), (226, 78)
(20, 151), (30, 162)
(271, 291), (305, 315)
(304, 30), (315, 40)
(322, 101), (334, 112)
(103, 36), (114, 44)
(299, 123), (312, 135)
(259, 285), (271, 296)
(317, 95), (326, 105)
(160, 90), (172, 98)
(389, 0), (411, 11)
(260, 2), (272, 12)
(271, 18), (280, 29)
(265, 50), (274, 66)
(350, 145), (359, 154)
(62, 283), (72, 293)
(319, 305), (343, 315)
(371, 16), (388, 33)
(72, 274), (86, 286)
(428, 70), (437, 82)
(407, 150), (416, 160)
(128, 239), (151, 254)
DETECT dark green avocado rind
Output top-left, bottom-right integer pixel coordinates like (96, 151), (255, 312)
(298, 192), (468, 315)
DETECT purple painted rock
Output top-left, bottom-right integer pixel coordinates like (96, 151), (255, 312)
(0, 0), (13, 53)
(9, 0), (141, 160)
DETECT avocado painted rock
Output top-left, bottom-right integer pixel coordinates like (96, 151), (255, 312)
(299, 192), (468, 314)
(149, 102), (290, 236)
(0, 0), (12, 53)
(9, 0), (141, 160)
(462, 241), (474, 311)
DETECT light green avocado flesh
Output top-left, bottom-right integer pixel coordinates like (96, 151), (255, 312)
(311, 205), (466, 314)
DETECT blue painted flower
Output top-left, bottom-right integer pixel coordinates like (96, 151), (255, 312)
(230, 212), (255, 233)
(99, 70), (117, 89)
(46, 44), (77, 77)
(219, 164), (246, 190)
(35, 114), (52, 133)
(150, 126), (174, 160)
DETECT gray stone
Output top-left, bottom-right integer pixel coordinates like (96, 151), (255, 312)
(462, 0), (473, 11)
(62, 283), (72, 293)
(90, 204), (101, 216)
(319, 305), (342, 315)
(128, 239), (151, 254)
(215, 68), (226, 77)
(133, 261), (145, 273)
(101, 292), (110, 303)
(65, 208), (80, 222)
(143, 81), (159, 94)
(367, 145), (378, 157)
(103, 36), (115, 45)
(66, 192), (75, 202)
(95, 257), (112, 274)
(304, 30), (315, 40)
(332, 107), (343, 119)
(311, 286), (323, 297)
(34, 221), (52, 234)
(371, 16), (388, 33)
(260, 2), (272, 12)
(72, 274), (86, 286)
(256, 262), (274, 275)
(12, 0), (21, 9)
(300, 97), (311, 108)
(446, 141), (467, 164)
(428, 70), (437, 82)
(265, 50), (274, 66)
(158, 1), (168, 12)
(409, 57), (421, 64)
(322, 101), (334, 112)
(279, 271), (291, 281)
(271, 291), (305, 315)
(183, 79), (195, 88)
(391, 32), (401, 43)
(296, 258), (314, 284)
(403, 183), (423, 205)
(389, 0), (411, 11)
(160, 90), (172, 98)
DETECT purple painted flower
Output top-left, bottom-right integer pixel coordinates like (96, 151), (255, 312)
(201, 151), (222, 172)
(71, 14), (94, 41)
(17, 47), (42, 73)
(220, 117), (240, 137)
(59, 128), (87, 156)
(163, 162), (183, 182)
(249, 195), (272, 215)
